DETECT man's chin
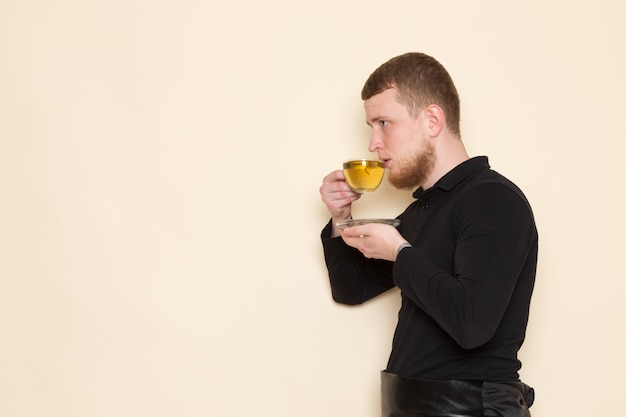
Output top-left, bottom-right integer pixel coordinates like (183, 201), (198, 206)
(388, 174), (421, 190)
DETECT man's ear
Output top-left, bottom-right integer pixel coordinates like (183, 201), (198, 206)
(424, 104), (445, 137)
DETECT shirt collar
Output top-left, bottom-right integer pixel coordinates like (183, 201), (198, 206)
(412, 156), (490, 199)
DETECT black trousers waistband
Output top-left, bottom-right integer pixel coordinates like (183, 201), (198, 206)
(381, 371), (483, 417)
(381, 371), (534, 417)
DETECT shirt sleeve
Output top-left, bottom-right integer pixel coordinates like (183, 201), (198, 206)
(321, 220), (396, 305)
(392, 183), (537, 349)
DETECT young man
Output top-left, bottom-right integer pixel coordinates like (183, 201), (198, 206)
(319, 53), (537, 417)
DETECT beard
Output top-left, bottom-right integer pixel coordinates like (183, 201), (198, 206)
(388, 140), (436, 190)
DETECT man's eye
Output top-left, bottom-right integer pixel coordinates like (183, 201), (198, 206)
(381, 120), (389, 127)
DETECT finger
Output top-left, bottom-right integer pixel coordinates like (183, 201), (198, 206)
(343, 226), (368, 238)
(320, 177), (356, 199)
(322, 169), (346, 184)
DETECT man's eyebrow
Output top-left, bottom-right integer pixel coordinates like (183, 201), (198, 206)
(366, 115), (382, 126)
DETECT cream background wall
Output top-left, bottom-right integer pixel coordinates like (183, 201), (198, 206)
(1, 1), (624, 416)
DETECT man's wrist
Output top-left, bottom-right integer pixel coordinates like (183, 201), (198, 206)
(396, 241), (412, 259)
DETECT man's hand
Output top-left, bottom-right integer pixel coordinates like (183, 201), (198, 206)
(341, 223), (408, 261)
(320, 170), (361, 237)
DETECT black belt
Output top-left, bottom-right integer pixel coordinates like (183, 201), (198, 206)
(381, 371), (534, 417)
(382, 371), (483, 417)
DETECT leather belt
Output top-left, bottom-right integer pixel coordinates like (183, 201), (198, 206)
(381, 371), (484, 417)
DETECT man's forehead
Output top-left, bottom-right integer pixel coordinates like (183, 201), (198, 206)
(364, 88), (402, 112)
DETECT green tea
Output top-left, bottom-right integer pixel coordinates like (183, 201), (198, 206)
(343, 160), (385, 193)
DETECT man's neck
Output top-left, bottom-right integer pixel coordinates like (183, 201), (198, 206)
(422, 136), (469, 190)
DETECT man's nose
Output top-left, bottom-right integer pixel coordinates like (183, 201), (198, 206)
(368, 132), (382, 153)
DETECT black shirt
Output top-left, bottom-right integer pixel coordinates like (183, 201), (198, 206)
(321, 156), (538, 381)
